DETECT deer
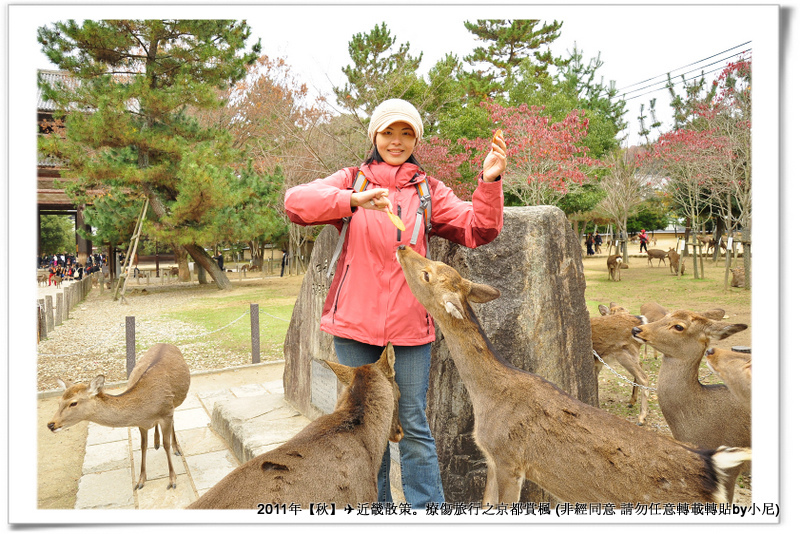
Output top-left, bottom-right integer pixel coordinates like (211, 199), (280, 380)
(646, 248), (668, 267)
(632, 311), (751, 501)
(730, 267), (746, 288)
(395, 245), (750, 505)
(667, 248), (684, 275)
(606, 254), (628, 281)
(188, 344), (403, 509)
(47, 343), (191, 490)
(592, 304), (650, 425)
(706, 347), (751, 406)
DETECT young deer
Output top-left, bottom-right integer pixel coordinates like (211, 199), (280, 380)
(592, 304), (650, 425)
(47, 343), (190, 489)
(632, 311), (751, 500)
(606, 254), (628, 281)
(646, 248), (668, 267)
(188, 344), (403, 509)
(706, 347), (751, 406)
(396, 246), (750, 505)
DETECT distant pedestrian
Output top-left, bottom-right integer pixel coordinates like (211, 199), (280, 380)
(585, 234), (594, 256)
(594, 231), (603, 252)
(216, 253), (224, 271)
(280, 250), (288, 277)
(638, 229), (649, 253)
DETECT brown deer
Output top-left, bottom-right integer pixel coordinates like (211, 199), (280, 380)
(592, 304), (650, 425)
(188, 344), (403, 509)
(706, 347), (751, 406)
(47, 343), (191, 489)
(632, 311), (751, 500)
(646, 248), (668, 267)
(606, 254), (628, 281)
(396, 245), (750, 505)
(730, 267), (746, 287)
(667, 248), (683, 275)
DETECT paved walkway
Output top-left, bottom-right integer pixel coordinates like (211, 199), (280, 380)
(72, 369), (311, 509)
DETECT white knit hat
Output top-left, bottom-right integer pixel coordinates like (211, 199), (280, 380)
(368, 98), (424, 146)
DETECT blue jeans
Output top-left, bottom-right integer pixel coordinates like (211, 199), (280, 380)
(333, 336), (445, 508)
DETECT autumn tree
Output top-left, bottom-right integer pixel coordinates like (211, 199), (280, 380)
(38, 19), (260, 289)
(466, 102), (597, 206)
(463, 19), (563, 98)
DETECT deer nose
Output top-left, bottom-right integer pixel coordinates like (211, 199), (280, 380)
(632, 327), (642, 336)
(47, 422), (55, 431)
(398, 245), (406, 250)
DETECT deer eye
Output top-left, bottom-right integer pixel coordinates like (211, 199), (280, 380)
(423, 271), (430, 282)
(69, 401), (78, 407)
(673, 324), (685, 332)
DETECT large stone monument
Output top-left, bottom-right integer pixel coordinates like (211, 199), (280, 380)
(283, 205), (596, 503)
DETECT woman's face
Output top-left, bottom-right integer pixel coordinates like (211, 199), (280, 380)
(375, 121), (416, 165)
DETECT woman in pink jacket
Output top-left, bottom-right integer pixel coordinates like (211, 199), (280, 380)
(285, 98), (506, 507)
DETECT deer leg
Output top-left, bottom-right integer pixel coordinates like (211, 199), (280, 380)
(620, 356), (650, 425)
(136, 427), (148, 490)
(482, 457), (500, 506)
(154, 423), (161, 450)
(161, 416), (178, 489)
(171, 426), (183, 456)
(494, 463), (525, 505)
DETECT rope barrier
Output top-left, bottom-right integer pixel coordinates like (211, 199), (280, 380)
(593, 350), (657, 391)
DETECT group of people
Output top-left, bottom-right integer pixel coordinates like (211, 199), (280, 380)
(40, 252), (108, 286)
(584, 229), (650, 256)
(584, 231), (603, 255)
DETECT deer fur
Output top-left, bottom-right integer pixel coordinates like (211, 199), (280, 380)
(592, 304), (650, 425)
(646, 248), (668, 267)
(632, 311), (751, 500)
(606, 254), (628, 281)
(396, 245), (750, 505)
(188, 344), (403, 509)
(48, 343), (190, 489)
(706, 347), (751, 406)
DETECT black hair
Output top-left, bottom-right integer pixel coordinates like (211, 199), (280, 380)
(363, 145), (424, 170)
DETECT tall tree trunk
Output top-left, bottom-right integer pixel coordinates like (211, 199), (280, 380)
(174, 245), (190, 282)
(142, 184), (232, 290)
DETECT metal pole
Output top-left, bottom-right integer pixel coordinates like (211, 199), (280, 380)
(126, 316), (136, 378)
(250, 303), (260, 364)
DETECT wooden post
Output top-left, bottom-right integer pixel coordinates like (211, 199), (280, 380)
(250, 303), (260, 364)
(126, 316), (136, 378)
(55, 293), (64, 326)
(38, 299), (47, 341)
(45, 295), (54, 333)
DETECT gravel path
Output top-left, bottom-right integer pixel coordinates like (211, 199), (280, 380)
(36, 280), (278, 392)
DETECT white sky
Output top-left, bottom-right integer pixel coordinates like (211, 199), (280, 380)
(3, 0), (792, 527)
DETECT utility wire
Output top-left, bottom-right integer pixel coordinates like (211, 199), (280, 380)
(616, 41), (752, 92)
(617, 52), (752, 102)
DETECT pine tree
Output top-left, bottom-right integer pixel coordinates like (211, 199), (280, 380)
(38, 19), (261, 289)
(463, 19), (563, 98)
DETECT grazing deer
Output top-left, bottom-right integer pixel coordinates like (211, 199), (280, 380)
(188, 344), (403, 509)
(706, 347), (751, 406)
(646, 248), (668, 267)
(47, 343), (190, 489)
(396, 245), (750, 505)
(632, 311), (751, 500)
(606, 254), (628, 281)
(592, 304), (650, 425)
(667, 248), (684, 275)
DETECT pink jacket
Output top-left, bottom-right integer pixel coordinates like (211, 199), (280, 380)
(285, 161), (504, 346)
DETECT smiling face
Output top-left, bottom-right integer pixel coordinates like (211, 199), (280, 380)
(375, 121), (416, 165)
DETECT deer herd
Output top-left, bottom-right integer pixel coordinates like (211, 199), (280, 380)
(46, 245), (752, 510)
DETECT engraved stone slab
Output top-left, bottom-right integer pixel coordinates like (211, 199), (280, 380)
(310, 358), (339, 414)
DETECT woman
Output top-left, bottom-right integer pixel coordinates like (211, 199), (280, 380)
(284, 98), (506, 507)
(638, 228), (649, 253)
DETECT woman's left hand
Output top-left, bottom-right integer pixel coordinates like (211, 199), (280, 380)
(482, 130), (507, 182)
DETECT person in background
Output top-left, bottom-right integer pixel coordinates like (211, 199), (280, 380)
(638, 228), (649, 253)
(284, 98), (506, 508)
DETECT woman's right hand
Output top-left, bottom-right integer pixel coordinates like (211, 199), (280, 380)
(351, 188), (391, 211)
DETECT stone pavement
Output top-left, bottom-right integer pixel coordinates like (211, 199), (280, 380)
(72, 365), (312, 509)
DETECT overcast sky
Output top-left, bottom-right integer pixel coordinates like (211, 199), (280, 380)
(19, 3), (769, 146)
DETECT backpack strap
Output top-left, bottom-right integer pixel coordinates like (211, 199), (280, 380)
(327, 168), (366, 278)
(409, 176), (431, 256)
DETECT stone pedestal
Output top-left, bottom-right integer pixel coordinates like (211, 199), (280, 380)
(283, 205), (596, 504)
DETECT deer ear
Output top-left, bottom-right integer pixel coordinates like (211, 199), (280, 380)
(320, 359), (356, 386)
(467, 282), (500, 303)
(708, 322), (748, 340)
(443, 298), (465, 320)
(56, 378), (71, 391)
(377, 343), (396, 378)
(88, 375), (105, 396)
(599, 305), (611, 316)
